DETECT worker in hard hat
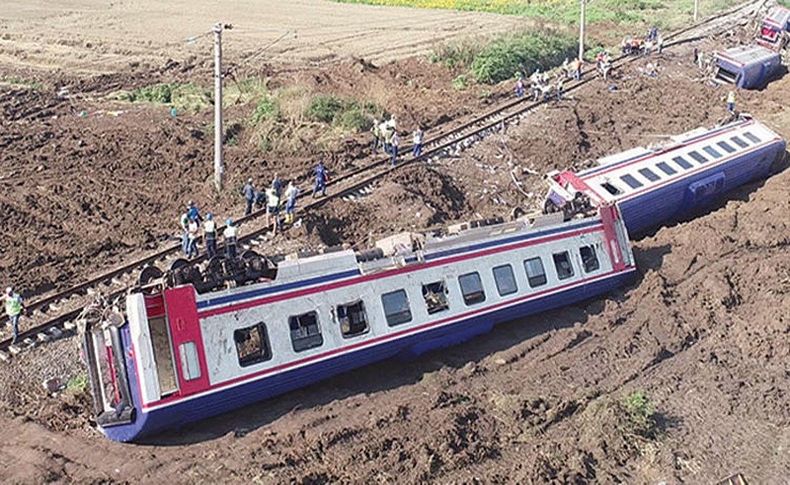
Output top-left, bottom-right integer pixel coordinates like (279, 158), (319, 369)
(224, 219), (238, 259)
(284, 181), (299, 225)
(4, 286), (23, 344)
(203, 213), (217, 259)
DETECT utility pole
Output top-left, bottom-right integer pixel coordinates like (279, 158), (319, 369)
(213, 22), (224, 192)
(578, 0), (586, 61)
(694, 0), (699, 22)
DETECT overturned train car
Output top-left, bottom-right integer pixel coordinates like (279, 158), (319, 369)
(82, 205), (635, 442)
(544, 116), (786, 235)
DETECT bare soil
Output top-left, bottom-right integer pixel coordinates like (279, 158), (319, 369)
(1, 11), (789, 485)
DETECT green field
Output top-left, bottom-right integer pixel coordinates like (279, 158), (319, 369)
(333, 0), (744, 28)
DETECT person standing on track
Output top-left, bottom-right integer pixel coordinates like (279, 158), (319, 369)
(265, 187), (281, 235)
(372, 118), (381, 154)
(4, 287), (23, 344)
(313, 160), (328, 198)
(187, 200), (202, 224)
(412, 128), (424, 158)
(224, 219), (238, 259)
(187, 218), (199, 259)
(390, 131), (400, 166)
(203, 213), (217, 259)
(572, 57), (582, 81)
(515, 76), (525, 98)
(179, 208), (190, 256)
(271, 173), (282, 198)
(284, 181), (299, 225)
(242, 178), (255, 216)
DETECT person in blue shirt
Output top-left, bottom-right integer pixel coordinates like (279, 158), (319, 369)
(186, 200), (202, 223)
(313, 161), (328, 198)
(242, 178), (255, 215)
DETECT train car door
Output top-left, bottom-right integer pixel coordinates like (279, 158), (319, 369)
(163, 286), (211, 396)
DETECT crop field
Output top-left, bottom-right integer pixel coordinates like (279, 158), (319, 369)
(333, 0), (744, 27)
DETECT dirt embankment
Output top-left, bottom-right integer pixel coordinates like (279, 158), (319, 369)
(0, 56), (505, 297)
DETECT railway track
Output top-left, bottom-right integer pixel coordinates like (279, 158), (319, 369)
(0, 0), (766, 360)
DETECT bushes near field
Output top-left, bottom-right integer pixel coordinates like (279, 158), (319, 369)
(470, 30), (576, 84)
(431, 29), (575, 84)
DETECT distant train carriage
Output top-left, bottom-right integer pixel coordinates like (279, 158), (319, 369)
(544, 116), (786, 235)
(713, 45), (783, 89)
(757, 6), (790, 53)
(82, 205), (636, 442)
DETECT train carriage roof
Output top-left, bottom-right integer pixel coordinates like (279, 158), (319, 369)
(574, 117), (782, 203)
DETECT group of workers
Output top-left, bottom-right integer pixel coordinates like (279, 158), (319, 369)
(180, 161), (333, 260)
(621, 27), (664, 57)
(372, 116), (425, 165)
(178, 201), (238, 260)
(515, 57), (583, 102)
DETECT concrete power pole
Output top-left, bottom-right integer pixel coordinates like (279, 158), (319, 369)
(213, 23), (224, 192)
(578, 0), (586, 61)
(694, 0), (700, 22)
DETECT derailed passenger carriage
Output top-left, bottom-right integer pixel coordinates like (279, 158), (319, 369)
(544, 116), (786, 235)
(713, 44), (784, 89)
(82, 205), (635, 442)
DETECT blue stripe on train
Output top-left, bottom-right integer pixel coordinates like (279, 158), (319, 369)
(618, 140), (784, 235)
(104, 269), (635, 442)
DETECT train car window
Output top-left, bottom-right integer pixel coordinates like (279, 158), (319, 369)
(148, 316), (178, 395)
(688, 151), (708, 164)
(288, 312), (323, 352)
(579, 245), (600, 273)
(730, 136), (749, 148)
(672, 156), (693, 170)
(620, 174), (643, 189)
(381, 290), (413, 326)
(552, 251), (575, 280)
(458, 272), (486, 306)
(337, 301), (369, 338)
(422, 281), (449, 314)
(600, 181), (623, 196)
(717, 141), (736, 153)
(656, 162), (677, 176)
(492, 264), (518, 296)
(702, 146), (722, 159)
(523, 257), (547, 287)
(743, 131), (761, 144)
(178, 341), (202, 381)
(638, 168), (661, 182)
(234, 323), (273, 367)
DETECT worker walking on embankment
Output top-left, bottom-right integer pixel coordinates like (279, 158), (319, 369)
(4, 287), (23, 344)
